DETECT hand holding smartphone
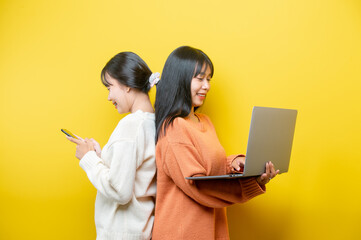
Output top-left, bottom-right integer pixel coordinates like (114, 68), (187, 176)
(62, 128), (102, 159)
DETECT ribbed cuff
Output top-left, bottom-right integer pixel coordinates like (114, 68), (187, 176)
(79, 151), (101, 172)
(239, 177), (266, 200)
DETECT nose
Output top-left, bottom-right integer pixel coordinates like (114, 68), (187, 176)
(202, 80), (210, 91)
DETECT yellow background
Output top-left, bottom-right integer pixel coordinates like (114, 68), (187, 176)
(1, 0), (360, 239)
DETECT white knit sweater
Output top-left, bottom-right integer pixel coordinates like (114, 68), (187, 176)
(79, 110), (156, 240)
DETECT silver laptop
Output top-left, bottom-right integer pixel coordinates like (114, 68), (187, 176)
(185, 106), (297, 180)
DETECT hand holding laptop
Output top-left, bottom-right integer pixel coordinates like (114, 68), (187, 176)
(256, 161), (280, 185)
(232, 157), (279, 185)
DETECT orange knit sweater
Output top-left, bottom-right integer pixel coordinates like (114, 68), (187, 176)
(152, 114), (266, 240)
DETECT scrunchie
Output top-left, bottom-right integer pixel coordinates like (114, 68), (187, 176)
(149, 72), (160, 87)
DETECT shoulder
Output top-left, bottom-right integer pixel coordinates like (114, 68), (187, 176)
(112, 110), (155, 141)
(195, 113), (212, 123)
(172, 116), (190, 128)
(131, 110), (156, 132)
(158, 117), (194, 145)
(196, 113), (216, 129)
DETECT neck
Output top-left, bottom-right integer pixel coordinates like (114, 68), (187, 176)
(187, 107), (199, 123)
(190, 107), (195, 115)
(129, 92), (154, 113)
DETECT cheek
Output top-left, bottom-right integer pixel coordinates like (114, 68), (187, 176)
(191, 82), (200, 94)
(115, 89), (125, 100)
(118, 92), (130, 107)
(190, 79), (197, 92)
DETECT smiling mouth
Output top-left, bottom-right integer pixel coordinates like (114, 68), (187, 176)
(197, 93), (206, 98)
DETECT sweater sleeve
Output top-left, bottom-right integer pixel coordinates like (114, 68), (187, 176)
(163, 142), (266, 208)
(79, 139), (137, 205)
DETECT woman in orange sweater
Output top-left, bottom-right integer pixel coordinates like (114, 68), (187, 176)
(153, 46), (279, 240)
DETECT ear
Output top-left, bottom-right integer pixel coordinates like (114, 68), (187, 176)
(126, 87), (131, 93)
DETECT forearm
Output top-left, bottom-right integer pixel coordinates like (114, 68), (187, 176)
(79, 151), (134, 204)
(193, 176), (265, 206)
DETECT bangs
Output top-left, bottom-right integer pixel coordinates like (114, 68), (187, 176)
(101, 68), (111, 87)
(193, 58), (214, 78)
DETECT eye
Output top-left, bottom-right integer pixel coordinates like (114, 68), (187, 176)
(196, 74), (205, 80)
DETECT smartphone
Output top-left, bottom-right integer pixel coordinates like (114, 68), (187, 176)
(61, 129), (79, 139)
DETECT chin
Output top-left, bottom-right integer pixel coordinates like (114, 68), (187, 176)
(193, 102), (204, 108)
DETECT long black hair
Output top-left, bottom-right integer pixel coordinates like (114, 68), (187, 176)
(101, 52), (152, 93)
(155, 46), (214, 142)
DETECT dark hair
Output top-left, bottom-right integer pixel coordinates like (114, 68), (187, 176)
(155, 46), (214, 142)
(101, 52), (152, 93)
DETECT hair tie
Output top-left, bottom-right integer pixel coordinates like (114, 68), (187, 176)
(149, 72), (160, 87)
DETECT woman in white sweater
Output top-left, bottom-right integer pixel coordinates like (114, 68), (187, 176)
(67, 52), (158, 240)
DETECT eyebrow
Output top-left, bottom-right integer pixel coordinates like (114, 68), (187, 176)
(197, 71), (212, 77)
